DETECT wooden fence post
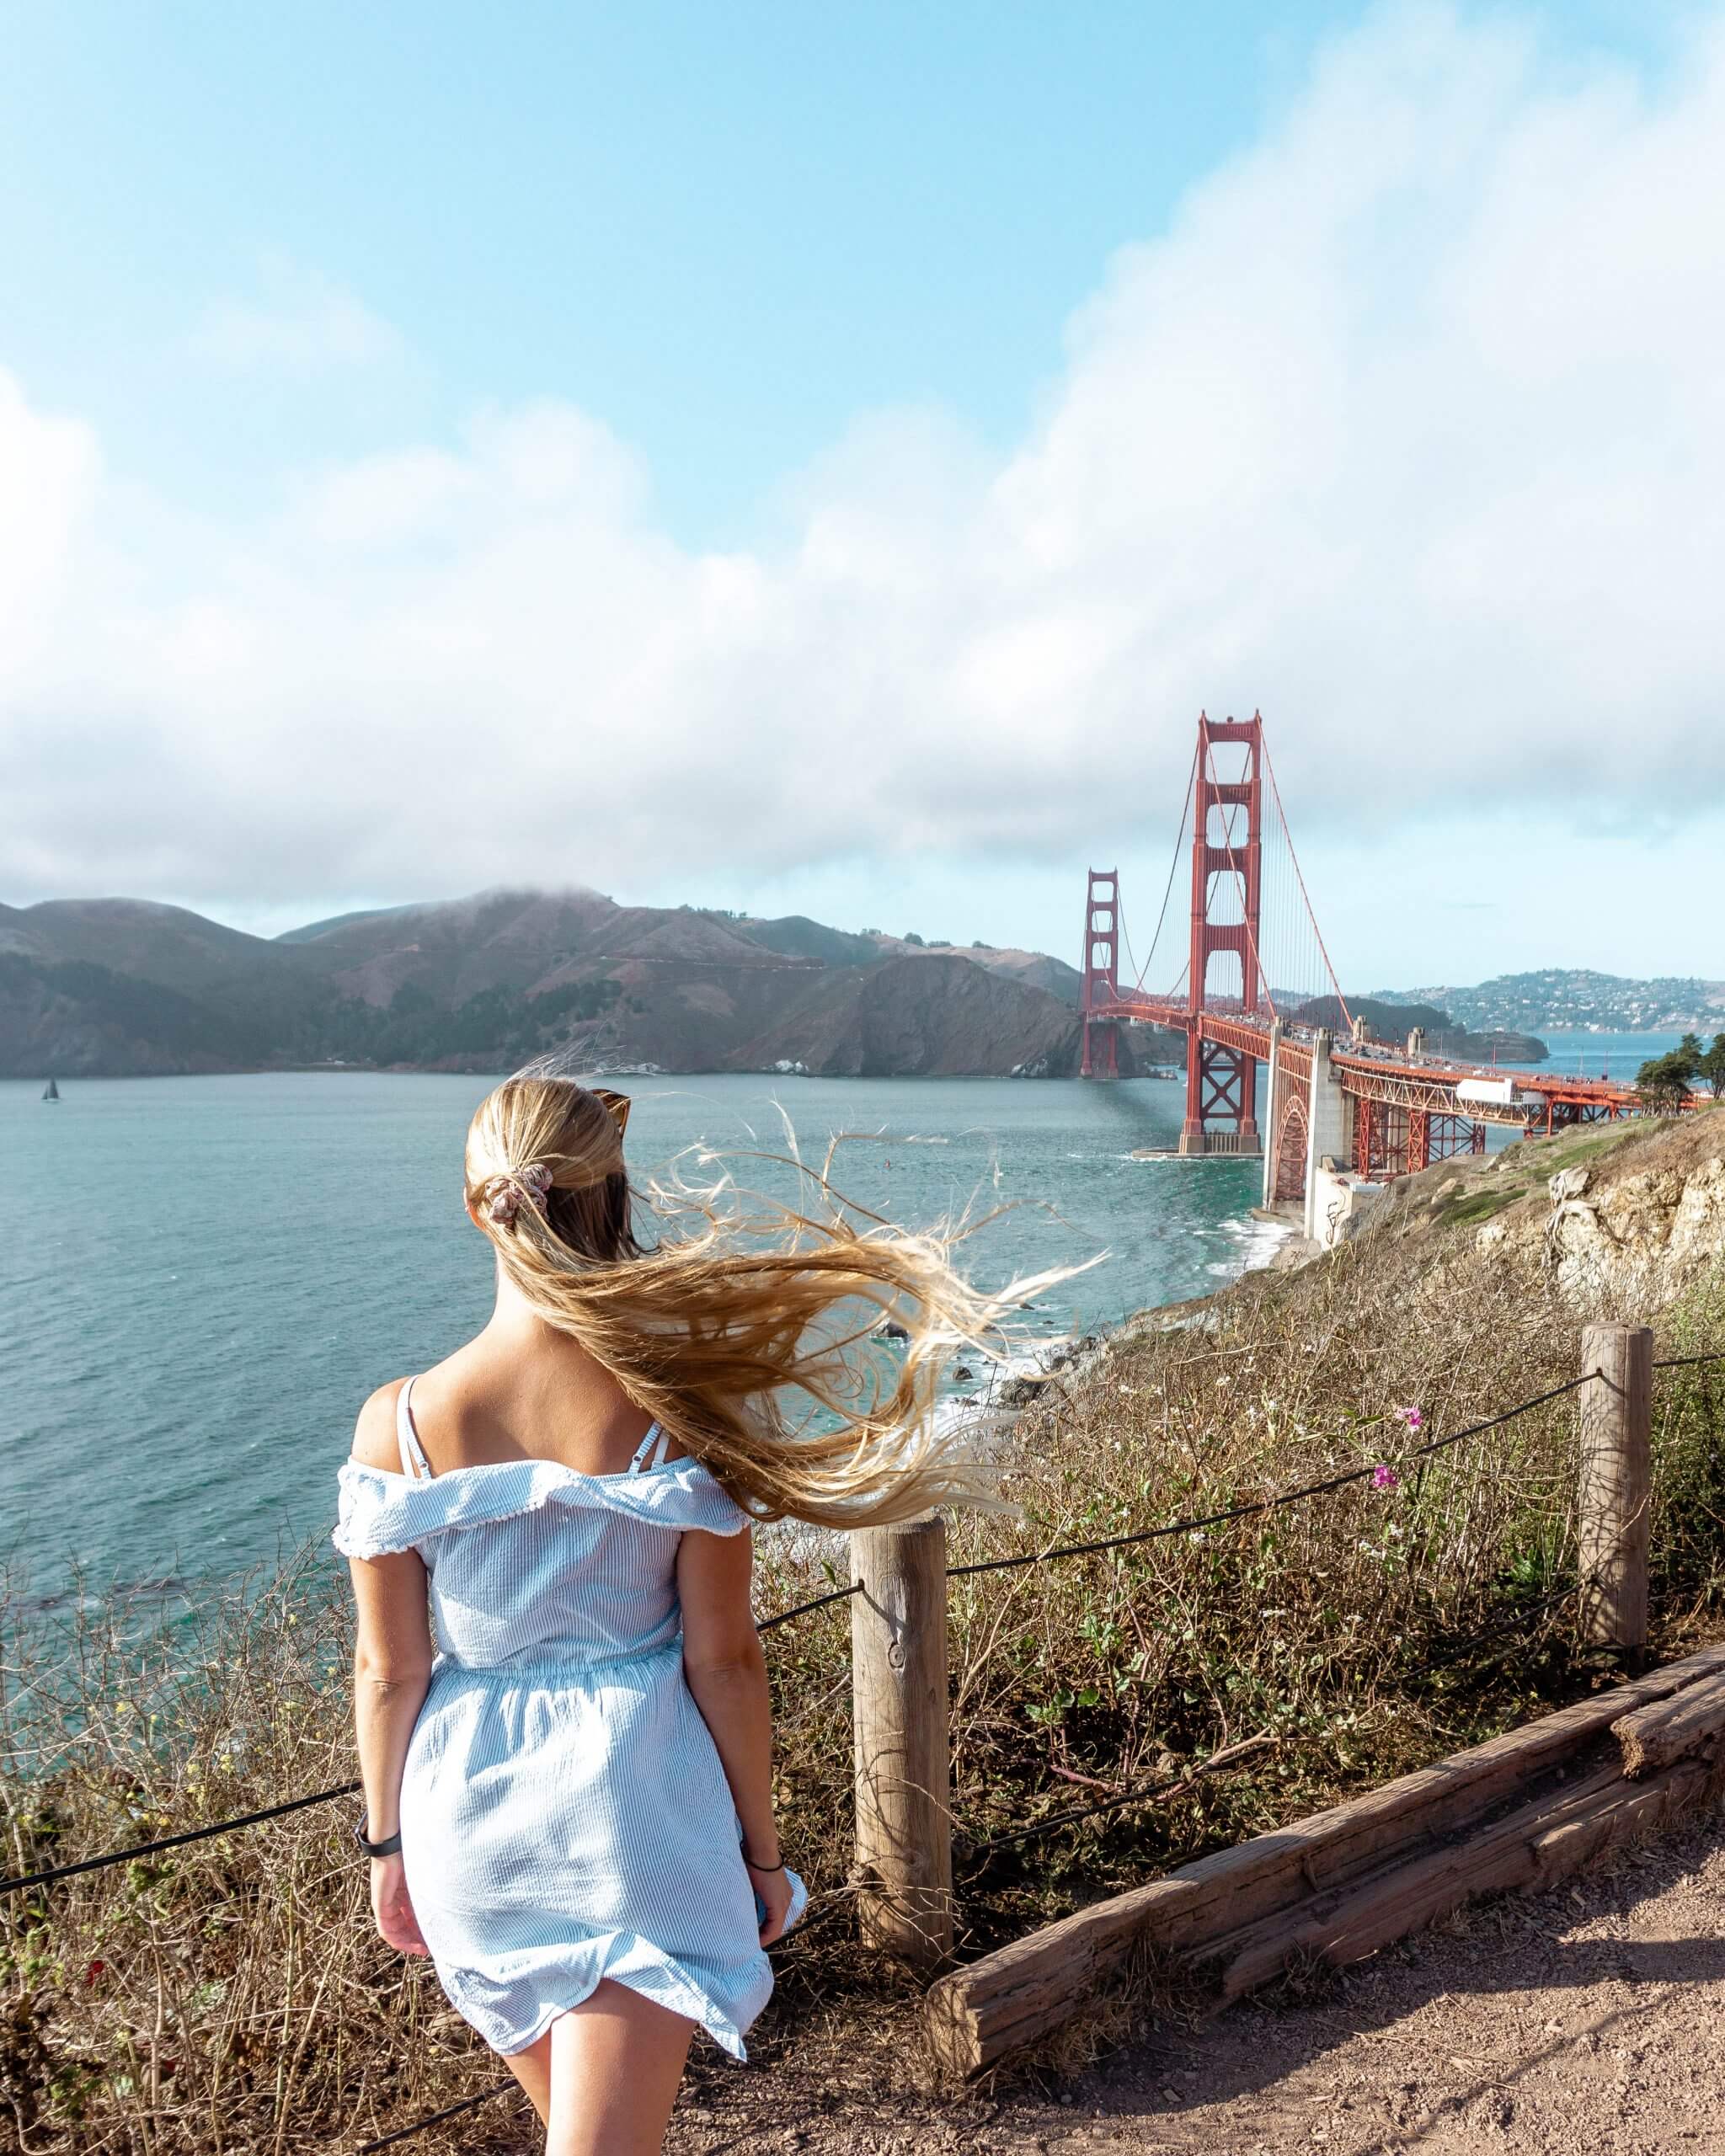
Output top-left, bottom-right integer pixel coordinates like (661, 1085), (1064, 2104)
(850, 1513), (953, 1969)
(1578, 1321), (1652, 1659)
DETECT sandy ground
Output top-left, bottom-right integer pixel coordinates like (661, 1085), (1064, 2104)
(659, 1809), (1725, 2156)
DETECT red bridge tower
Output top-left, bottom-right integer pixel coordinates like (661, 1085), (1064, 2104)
(1180, 712), (1263, 1153)
(1079, 867), (1119, 1080)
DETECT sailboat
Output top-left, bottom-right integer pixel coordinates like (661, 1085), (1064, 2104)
(41, 1078), (60, 1102)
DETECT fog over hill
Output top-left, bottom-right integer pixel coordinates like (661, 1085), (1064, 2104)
(0, 889), (1124, 1081)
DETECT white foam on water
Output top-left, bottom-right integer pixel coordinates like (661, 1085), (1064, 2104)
(1204, 1210), (1294, 1280)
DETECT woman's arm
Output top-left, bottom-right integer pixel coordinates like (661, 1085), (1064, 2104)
(677, 1526), (793, 1944)
(347, 1385), (434, 1957)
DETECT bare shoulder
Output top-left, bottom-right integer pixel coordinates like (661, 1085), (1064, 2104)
(350, 1379), (409, 1471)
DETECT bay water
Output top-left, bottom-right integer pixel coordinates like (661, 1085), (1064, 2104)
(3, 1036), (1690, 1593)
(2, 1070), (1273, 1593)
(1503, 1028), (1690, 1081)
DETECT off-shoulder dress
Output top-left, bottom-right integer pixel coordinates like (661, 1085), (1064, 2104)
(332, 1379), (801, 2060)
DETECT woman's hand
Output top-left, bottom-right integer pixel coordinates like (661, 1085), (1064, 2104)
(371, 1853), (430, 1957)
(747, 1857), (795, 1946)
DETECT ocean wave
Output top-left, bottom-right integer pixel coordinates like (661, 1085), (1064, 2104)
(1204, 1211), (1293, 1280)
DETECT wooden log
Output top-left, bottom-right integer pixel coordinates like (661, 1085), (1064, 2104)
(1527, 1753), (1718, 1879)
(1206, 1751), (1713, 1999)
(851, 1513), (953, 1968)
(1612, 1666), (1725, 1777)
(925, 1641), (1725, 2075)
(1578, 1322), (1653, 1655)
(1205, 1761), (1624, 1999)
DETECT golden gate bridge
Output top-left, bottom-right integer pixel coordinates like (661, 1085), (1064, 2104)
(1080, 712), (1656, 1237)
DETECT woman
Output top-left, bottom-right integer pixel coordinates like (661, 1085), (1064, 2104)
(335, 1071), (1042, 2155)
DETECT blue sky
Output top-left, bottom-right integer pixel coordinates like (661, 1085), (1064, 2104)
(3, 1), (1722, 988)
(5, 2), (1382, 542)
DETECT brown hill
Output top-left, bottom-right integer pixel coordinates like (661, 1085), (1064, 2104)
(0, 889), (1095, 1080)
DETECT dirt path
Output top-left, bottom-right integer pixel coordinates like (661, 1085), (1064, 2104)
(666, 1810), (1725, 2155)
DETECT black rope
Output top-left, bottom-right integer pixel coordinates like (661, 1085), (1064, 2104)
(756, 1582), (860, 1631)
(0, 1592), (857, 1898)
(354, 2081), (510, 2151)
(947, 1372), (1596, 1579)
(0, 1778), (361, 1897)
(4, 1357), (1707, 1903)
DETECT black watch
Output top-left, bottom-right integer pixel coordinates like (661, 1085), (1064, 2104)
(354, 1815), (403, 1859)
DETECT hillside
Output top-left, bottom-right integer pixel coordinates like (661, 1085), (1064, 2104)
(1354, 1102), (1725, 1317)
(0, 889), (1101, 1080)
(1377, 969), (1725, 1034)
(1295, 992), (1546, 1064)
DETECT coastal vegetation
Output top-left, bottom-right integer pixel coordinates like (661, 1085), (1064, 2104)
(1637, 1031), (1725, 1109)
(5, 1113), (1725, 2149)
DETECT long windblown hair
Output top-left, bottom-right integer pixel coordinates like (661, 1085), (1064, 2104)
(463, 1070), (1076, 1527)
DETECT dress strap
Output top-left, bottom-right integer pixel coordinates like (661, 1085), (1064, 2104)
(626, 1422), (670, 1475)
(396, 1379), (434, 1481)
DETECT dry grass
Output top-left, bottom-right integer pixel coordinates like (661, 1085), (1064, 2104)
(6, 1152), (1725, 2151)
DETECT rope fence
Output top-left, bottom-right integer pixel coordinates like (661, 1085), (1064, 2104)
(7, 1346), (1720, 1903)
(947, 1370), (1598, 1578)
(6, 1336), (1722, 2146)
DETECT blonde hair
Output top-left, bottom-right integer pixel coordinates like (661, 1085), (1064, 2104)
(463, 1070), (1076, 1527)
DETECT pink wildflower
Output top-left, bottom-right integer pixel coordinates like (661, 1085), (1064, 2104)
(1371, 1465), (1401, 1492)
(1397, 1405), (1424, 1431)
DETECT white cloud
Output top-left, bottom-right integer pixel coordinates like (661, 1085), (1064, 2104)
(4, 3), (1725, 930)
(188, 265), (401, 371)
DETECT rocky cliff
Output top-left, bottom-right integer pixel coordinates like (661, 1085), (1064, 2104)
(1340, 1108), (1725, 1324)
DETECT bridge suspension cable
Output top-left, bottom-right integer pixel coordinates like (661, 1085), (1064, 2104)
(1261, 735), (1353, 1033)
(1181, 717), (1355, 1031)
(1116, 739), (1198, 998)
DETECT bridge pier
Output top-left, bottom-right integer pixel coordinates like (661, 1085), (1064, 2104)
(1179, 1029), (1263, 1156)
(1301, 1028), (1350, 1241)
(1260, 1022), (1284, 1206)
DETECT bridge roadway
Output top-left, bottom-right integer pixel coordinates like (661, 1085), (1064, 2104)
(1078, 713), (1661, 1229)
(1092, 992), (1647, 1133)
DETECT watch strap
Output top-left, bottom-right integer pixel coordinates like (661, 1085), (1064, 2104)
(354, 1816), (403, 1859)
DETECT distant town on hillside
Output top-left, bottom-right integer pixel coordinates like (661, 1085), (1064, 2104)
(1375, 970), (1725, 1035)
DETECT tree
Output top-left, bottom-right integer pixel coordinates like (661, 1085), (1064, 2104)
(1700, 1032), (1725, 1100)
(1637, 1047), (1695, 1112)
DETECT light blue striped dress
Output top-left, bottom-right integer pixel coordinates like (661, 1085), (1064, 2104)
(333, 1380), (802, 2060)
